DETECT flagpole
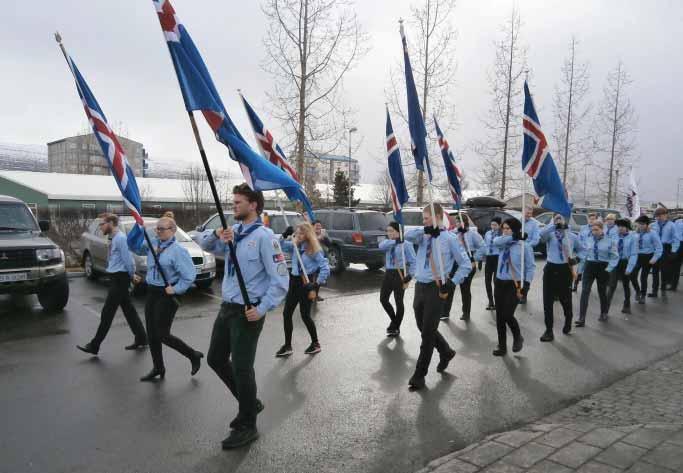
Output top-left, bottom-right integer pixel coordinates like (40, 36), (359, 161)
(187, 111), (252, 307)
(427, 183), (446, 285)
(458, 208), (472, 259)
(399, 224), (407, 284)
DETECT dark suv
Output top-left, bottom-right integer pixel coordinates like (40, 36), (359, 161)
(0, 195), (69, 312)
(314, 209), (389, 273)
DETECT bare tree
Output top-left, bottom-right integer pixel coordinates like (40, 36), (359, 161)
(261, 0), (368, 184)
(476, 6), (527, 199)
(594, 61), (637, 207)
(372, 171), (393, 208)
(181, 164), (212, 223)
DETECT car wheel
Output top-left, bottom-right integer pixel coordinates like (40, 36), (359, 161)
(196, 279), (213, 290)
(328, 246), (345, 274)
(38, 276), (69, 313)
(83, 252), (98, 280)
(365, 262), (383, 271)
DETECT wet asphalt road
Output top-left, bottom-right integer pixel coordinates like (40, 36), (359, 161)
(2, 262), (683, 473)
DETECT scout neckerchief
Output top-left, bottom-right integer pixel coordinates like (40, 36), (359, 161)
(555, 227), (565, 260)
(593, 235), (601, 260)
(425, 232), (442, 285)
(501, 241), (523, 296)
(152, 236), (176, 281)
(227, 219), (263, 276)
(618, 234), (625, 259)
(390, 242), (397, 267)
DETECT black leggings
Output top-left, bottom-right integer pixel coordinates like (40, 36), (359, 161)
(283, 276), (318, 346)
(443, 266), (476, 317)
(484, 255), (499, 305)
(380, 269), (405, 329)
(630, 253), (653, 296)
(494, 279), (522, 349)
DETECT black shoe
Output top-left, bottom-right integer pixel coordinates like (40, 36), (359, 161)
(77, 343), (99, 355)
(439, 315), (449, 321)
(492, 347), (507, 357)
(408, 374), (426, 390)
(540, 331), (554, 342)
(221, 426), (259, 450)
(436, 349), (456, 373)
(598, 313), (608, 322)
(275, 345), (293, 357)
(191, 351), (204, 376)
(647, 292), (658, 298)
(304, 342), (321, 355)
(562, 318), (572, 335)
(622, 306), (631, 315)
(512, 336), (524, 353)
(316, 296), (325, 302)
(575, 320), (585, 327)
(638, 295), (646, 304)
(460, 313), (470, 321)
(229, 399), (265, 429)
(124, 340), (147, 350)
(140, 367), (165, 382)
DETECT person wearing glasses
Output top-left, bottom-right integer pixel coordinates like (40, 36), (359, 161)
(131, 216), (203, 382)
(77, 213), (147, 356)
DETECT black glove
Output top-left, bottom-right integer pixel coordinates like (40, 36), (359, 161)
(424, 225), (441, 237)
(522, 281), (530, 297)
(402, 275), (412, 284)
(303, 282), (318, 293)
(567, 257), (578, 266)
(439, 279), (455, 296)
(457, 226), (467, 234)
(555, 223), (566, 230)
(281, 226), (294, 239)
(520, 232), (529, 241)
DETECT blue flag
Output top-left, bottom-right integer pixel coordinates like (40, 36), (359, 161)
(522, 81), (572, 217)
(152, 0), (314, 219)
(400, 22), (432, 181)
(386, 109), (409, 224)
(434, 117), (463, 210)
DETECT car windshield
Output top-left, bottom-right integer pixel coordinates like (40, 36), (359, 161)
(0, 203), (38, 231)
(573, 214), (588, 225)
(400, 211), (424, 226)
(358, 212), (389, 231)
(269, 214), (304, 234)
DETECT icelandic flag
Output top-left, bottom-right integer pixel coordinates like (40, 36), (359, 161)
(60, 47), (145, 250)
(400, 22), (432, 182)
(522, 81), (572, 217)
(434, 117), (463, 210)
(152, 0), (314, 220)
(386, 109), (409, 224)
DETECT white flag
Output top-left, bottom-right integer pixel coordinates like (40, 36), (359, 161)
(625, 168), (640, 220)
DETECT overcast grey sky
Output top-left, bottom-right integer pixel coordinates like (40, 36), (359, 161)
(1, 0), (682, 202)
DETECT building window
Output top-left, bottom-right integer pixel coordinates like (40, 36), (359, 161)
(81, 203), (96, 209)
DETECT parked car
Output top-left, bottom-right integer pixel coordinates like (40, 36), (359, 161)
(385, 206), (453, 233)
(535, 211), (589, 235)
(0, 195), (69, 312)
(315, 208), (389, 273)
(79, 216), (216, 290)
(572, 207), (622, 220)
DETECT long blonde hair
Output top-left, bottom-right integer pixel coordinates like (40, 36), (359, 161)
(297, 222), (322, 255)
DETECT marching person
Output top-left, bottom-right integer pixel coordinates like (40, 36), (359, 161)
(673, 216), (683, 291)
(574, 212), (599, 292)
(491, 218), (535, 356)
(404, 203), (471, 390)
(131, 216), (203, 381)
(607, 219), (638, 315)
(378, 221), (416, 337)
(276, 222), (330, 357)
(538, 214), (581, 342)
(604, 213), (618, 240)
(577, 221), (619, 326)
(313, 220), (332, 301)
(630, 215), (663, 304)
(477, 217), (503, 311)
(519, 206), (540, 304)
(650, 207), (680, 296)
(200, 183), (289, 449)
(441, 214), (483, 321)
(77, 213), (147, 355)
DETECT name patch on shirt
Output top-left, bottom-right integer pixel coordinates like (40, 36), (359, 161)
(247, 240), (257, 248)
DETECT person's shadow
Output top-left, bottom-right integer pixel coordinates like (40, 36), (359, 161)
(370, 337), (414, 393)
(415, 373), (462, 462)
(503, 355), (565, 413)
(258, 356), (312, 432)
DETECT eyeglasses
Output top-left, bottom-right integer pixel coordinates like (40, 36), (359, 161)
(155, 227), (172, 232)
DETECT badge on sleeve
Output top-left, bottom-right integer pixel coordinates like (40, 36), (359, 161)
(277, 262), (288, 276)
(272, 239), (282, 253)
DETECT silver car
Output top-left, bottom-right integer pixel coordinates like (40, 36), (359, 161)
(78, 216), (216, 290)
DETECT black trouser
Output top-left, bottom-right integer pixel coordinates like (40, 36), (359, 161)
(673, 246), (683, 290)
(144, 286), (196, 370)
(630, 253), (654, 296)
(380, 269), (405, 329)
(652, 243), (673, 293)
(207, 302), (265, 429)
(413, 282), (453, 377)
(282, 275), (318, 346)
(542, 263), (573, 332)
(579, 261), (610, 320)
(91, 272), (146, 349)
(607, 259), (634, 308)
(494, 279), (522, 349)
(442, 266), (476, 317)
(484, 255), (499, 305)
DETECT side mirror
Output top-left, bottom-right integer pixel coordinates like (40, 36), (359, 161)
(39, 220), (50, 232)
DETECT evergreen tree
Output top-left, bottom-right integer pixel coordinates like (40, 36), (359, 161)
(332, 170), (360, 207)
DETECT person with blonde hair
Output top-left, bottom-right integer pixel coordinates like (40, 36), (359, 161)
(276, 221), (330, 356)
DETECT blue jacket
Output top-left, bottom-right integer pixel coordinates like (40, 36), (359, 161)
(280, 239), (331, 284)
(107, 230), (135, 277)
(477, 229), (503, 258)
(634, 229), (663, 261)
(200, 223), (289, 318)
(379, 239), (416, 276)
(131, 236), (196, 294)
(493, 236), (535, 283)
(405, 227), (472, 285)
(651, 220), (680, 252)
(579, 234), (619, 272)
(540, 224), (581, 265)
(523, 218), (541, 247)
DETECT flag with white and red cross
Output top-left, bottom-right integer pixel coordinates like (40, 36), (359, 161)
(434, 117), (463, 210)
(386, 108), (409, 224)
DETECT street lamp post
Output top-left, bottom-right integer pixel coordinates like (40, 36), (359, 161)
(347, 127), (357, 208)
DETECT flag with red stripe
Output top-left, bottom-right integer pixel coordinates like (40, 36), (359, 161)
(386, 109), (409, 224)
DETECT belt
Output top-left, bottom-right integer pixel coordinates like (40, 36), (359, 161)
(223, 299), (261, 309)
(416, 281), (438, 287)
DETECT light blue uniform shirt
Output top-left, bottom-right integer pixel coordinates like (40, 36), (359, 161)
(280, 239), (331, 284)
(676, 220), (683, 241)
(405, 227), (471, 285)
(131, 236), (196, 294)
(107, 230), (135, 277)
(378, 239), (416, 276)
(452, 228), (484, 260)
(634, 229), (663, 261)
(616, 232), (639, 274)
(651, 220), (680, 252)
(605, 224), (618, 241)
(578, 224), (592, 244)
(493, 236), (535, 283)
(540, 224), (581, 265)
(200, 223), (289, 317)
(523, 218), (541, 247)
(477, 229), (503, 259)
(580, 234), (619, 272)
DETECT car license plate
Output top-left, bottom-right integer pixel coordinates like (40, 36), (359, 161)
(377, 236), (386, 243)
(0, 272), (28, 282)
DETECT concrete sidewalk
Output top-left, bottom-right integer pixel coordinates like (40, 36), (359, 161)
(416, 351), (683, 473)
